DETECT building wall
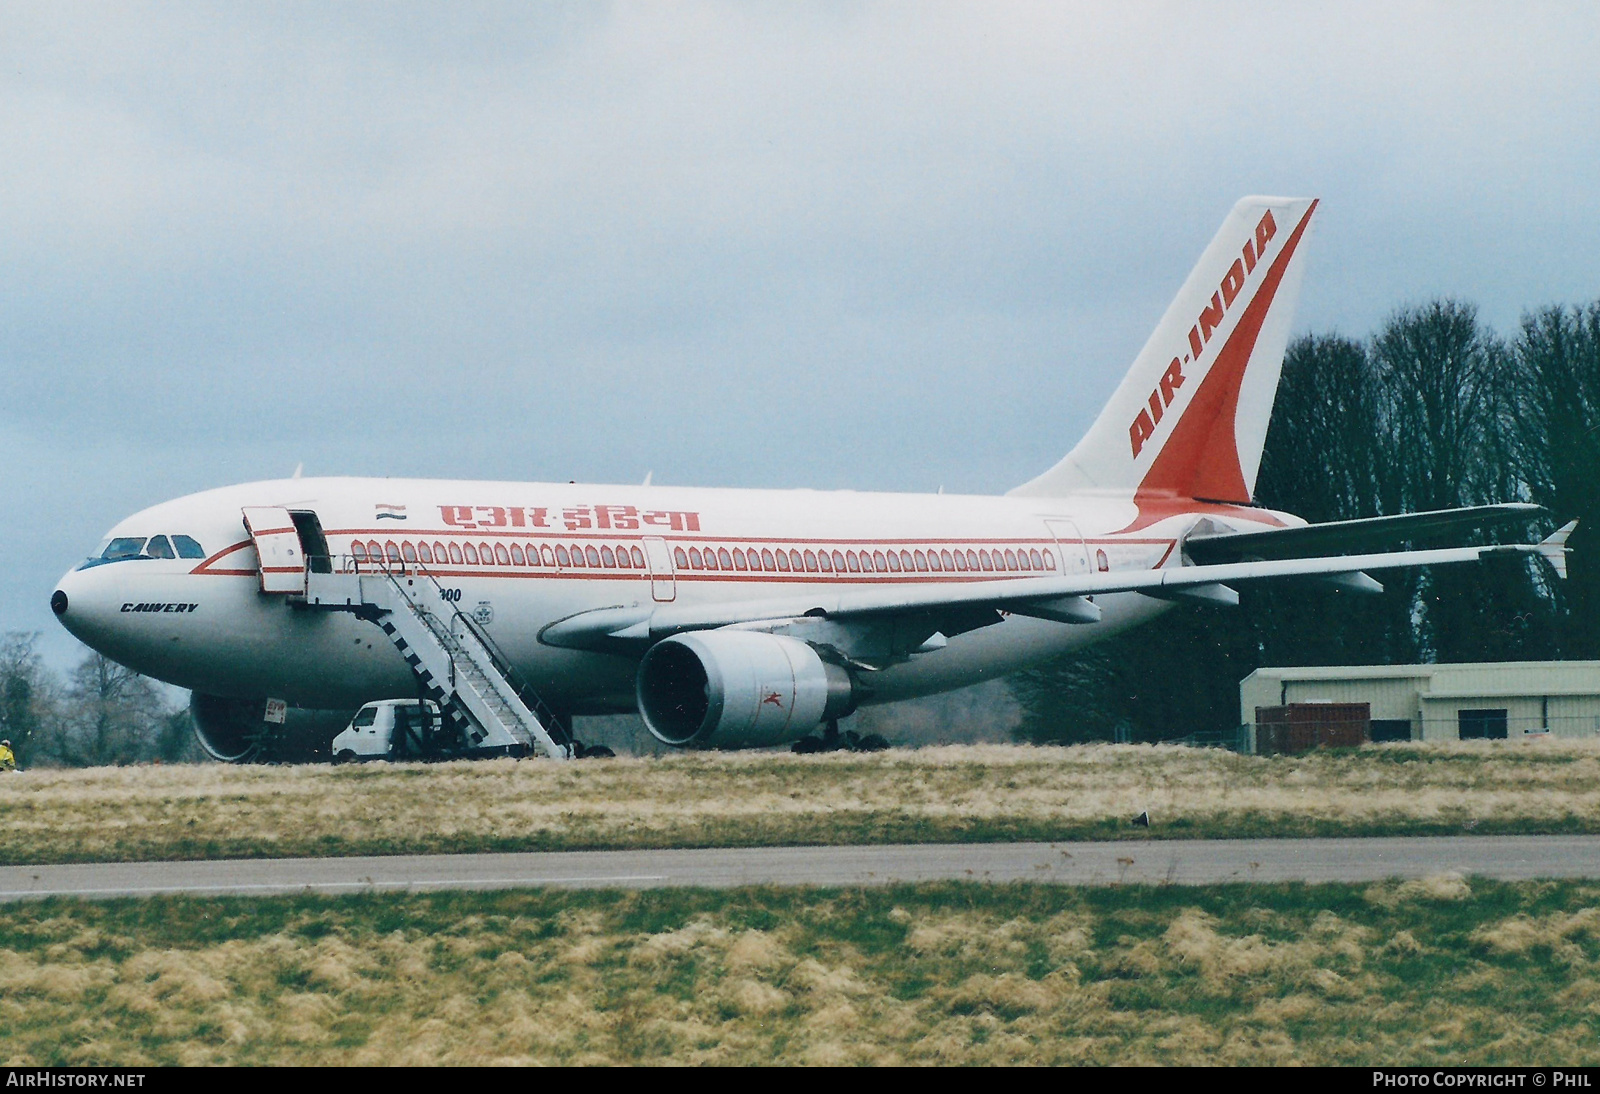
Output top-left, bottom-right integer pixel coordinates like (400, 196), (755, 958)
(1240, 662), (1600, 749)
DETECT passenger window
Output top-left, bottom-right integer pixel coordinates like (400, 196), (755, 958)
(761, 548), (775, 570)
(418, 542), (434, 564)
(952, 551), (967, 572)
(980, 550), (993, 571)
(631, 546), (645, 568)
(172, 535), (206, 559)
(818, 551), (832, 573)
(1044, 552), (1057, 570)
(570, 545), (586, 567)
(674, 547), (687, 568)
(776, 551), (790, 572)
(434, 541), (448, 564)
(495, 543), (512, 566)
(900, 550), (913, 571)
(449, 542), (464, 564)
(703, 549), (718, 571)
(804, 550), (818, 572)
(557, 545), (572, 567)
(718, 548), (733, 570)
(482, 542), (496, 564)
(1017, 549), (1030, 571)
(352, 541), (368, 562)
(733, 549), (748, 571)
(402, 541), (418, 563)
(914, 550), (928, 572)
(689, 548), (704, 570)
(386, 541), (402, 562)
(846, 552), (861, 573)
(463, 543), (479, 564)
(886, 551), (900, 573)
(1029, 548), (1044, 570)
(600, 546), (615, 568)
(1004, 550), (1018, 570)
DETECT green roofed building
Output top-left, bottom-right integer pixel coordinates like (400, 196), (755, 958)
(1240, 661), (1600, 753)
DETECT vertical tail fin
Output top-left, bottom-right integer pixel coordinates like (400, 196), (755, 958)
(1010, 196), (1319, 502)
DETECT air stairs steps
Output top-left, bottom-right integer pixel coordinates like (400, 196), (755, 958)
(300, 566), (572, 761)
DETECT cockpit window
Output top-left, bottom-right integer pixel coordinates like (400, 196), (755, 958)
(77, 533), (209, 569)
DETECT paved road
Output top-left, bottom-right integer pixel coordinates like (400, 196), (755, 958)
(3, 836), (1600, 901)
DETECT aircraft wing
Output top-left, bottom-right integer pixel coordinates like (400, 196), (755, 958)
(1183, 503), (1545, 564)
(539, 521), (1576, 658)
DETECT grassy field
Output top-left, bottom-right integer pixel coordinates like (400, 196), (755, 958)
(2, 877), (1598, 1065)
(3, 741), (1600, 865)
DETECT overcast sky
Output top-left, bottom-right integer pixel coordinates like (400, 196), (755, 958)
(5, 2), (1599, 670)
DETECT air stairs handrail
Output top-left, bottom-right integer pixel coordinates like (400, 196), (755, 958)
(332, 553), (576, 756)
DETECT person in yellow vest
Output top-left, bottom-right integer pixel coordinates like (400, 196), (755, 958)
(0, 739), (14, 772)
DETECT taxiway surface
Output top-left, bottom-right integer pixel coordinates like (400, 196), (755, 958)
(4, 836), (1600, 901)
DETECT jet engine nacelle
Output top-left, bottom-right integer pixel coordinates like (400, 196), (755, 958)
(190, 692), (347, 764)
(636, 631), (855, 749)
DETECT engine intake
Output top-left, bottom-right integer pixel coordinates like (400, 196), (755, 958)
(190, 692), (347, 764)
(636, 631), (855, 749)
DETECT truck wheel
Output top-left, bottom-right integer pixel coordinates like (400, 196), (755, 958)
(333, 749), (358, 765)
(578, 744), (615, 759)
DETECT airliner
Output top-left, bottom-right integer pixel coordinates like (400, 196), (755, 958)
(50, 197), (1573, 761)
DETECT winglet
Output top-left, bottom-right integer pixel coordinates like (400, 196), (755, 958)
(1540, 520), (1578, 580)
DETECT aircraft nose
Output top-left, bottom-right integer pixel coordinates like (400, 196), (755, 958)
(50, 565), (114, 649)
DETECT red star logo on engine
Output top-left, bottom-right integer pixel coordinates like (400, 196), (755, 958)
(761, 692), (782, 707)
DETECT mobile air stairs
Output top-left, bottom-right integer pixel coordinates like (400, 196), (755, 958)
(297, 562), (575, 762)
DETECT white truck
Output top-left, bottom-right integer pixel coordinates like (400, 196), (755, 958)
(330, 698), (614, 762)
(331, 699), (463, 763)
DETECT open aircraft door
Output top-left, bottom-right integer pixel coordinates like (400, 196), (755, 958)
(241, 506), (307, 594)
(1044, 519), (1092, 577)
(642, 536), (676, 602)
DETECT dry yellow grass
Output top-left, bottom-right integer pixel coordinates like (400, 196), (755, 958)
(4, 740), (1600, 865)
(2, 879), (1598, 1065)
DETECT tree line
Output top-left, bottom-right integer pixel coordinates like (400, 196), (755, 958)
(1015, 298), (1600, 743)
(0, 634), (204, 768)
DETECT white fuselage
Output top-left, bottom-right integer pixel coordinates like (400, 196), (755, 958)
(53, 477), (1291, 715)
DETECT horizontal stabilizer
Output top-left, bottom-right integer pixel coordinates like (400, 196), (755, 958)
(1184, 503), (1545, 564)
(1540, 520), (1578, 580)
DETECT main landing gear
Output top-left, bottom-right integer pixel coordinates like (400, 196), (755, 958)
(791, 718), (889, 755)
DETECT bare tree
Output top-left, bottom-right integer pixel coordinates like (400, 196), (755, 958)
(0, 633), (55, 768)
(1509, 302), (1600, 657)
(56, 653), (170, 767)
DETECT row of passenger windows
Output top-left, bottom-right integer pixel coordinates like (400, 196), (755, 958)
(348, 538), (1055, 576)
(351, 539), (648, 570)
(78, 535), (207, 569)
(673, 544), (1054, 575)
